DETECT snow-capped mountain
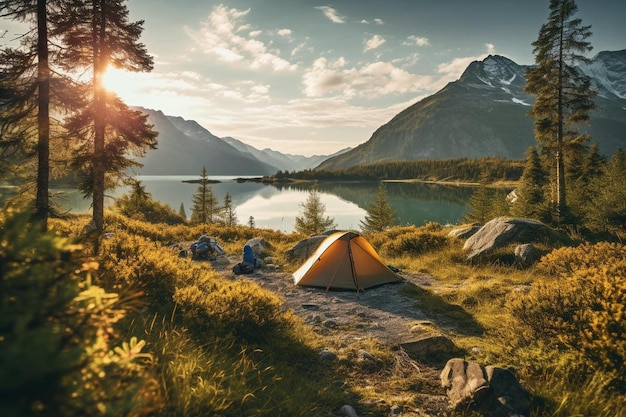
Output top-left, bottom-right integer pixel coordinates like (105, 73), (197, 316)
(319, 51), (626, 170)
(579, 50), (626, 100)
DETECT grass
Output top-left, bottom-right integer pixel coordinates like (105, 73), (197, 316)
(13, 213), (623, 417)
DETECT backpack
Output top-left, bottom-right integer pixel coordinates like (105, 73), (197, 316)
(232, 262), (254, 275)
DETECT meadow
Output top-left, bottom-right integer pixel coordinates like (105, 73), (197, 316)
(1, 210), (624, 417)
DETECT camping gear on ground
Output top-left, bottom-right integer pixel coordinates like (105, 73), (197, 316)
(232, 244), (260, 275)
(190, 235), (224, 260)
(293, 231), (401, 290)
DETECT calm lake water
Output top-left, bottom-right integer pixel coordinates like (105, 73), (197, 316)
(50, 175), (474, 233)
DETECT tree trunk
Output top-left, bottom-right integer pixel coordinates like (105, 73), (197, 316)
(35, 0), (50, 230)
(92, 0), (106, 232)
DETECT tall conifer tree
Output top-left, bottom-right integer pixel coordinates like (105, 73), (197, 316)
(57, 0), (156, 234)
(525, 0), (596, 223)
(0, 0), (62, 229)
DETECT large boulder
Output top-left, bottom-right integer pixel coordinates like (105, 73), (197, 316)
(285, 235), (327, 261)
(463, 217), (548, 260)
(440, 358), (530, 417)
(448, 223), (481, 239)
(245, 237), (271, 255)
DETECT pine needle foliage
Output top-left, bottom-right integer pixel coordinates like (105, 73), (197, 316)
(360, 183), (396, 233)
(294, 188), (336, 235)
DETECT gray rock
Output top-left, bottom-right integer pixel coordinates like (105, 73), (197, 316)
(440, 358), (530, 417)
(400, 334), (457, 360)
(390, 404), (402, 415)
(448, 223), (481, 239)
(245, 237), (271, 255)
(514, 243), (540, 265)
(339, 404), (359, 417)
(319, 349), (337, 361)
(463, 217), (548, 260)
(285, 235), (327, 261)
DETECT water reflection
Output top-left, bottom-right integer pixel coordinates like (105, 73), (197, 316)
(48, 176), (473, 233)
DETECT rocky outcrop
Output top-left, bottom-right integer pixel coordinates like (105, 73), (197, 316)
(440, 358), (530, 417)
(448, 223), (481, 239)
(463, 217), (548, 260)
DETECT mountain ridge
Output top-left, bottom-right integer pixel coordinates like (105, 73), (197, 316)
(132, 108), (346, 175)
(318, 50), (626, 171)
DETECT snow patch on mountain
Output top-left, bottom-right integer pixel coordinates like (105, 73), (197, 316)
(512, 98), (531, 106)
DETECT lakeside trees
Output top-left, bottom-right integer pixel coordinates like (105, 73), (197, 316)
(294, 188), (336, 235)
(0, 0), (157, 235)
(360, 184), (396, 233)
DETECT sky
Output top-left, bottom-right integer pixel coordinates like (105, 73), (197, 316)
(2, 1), (625, 156)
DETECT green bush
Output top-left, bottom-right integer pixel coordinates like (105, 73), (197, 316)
(380, 230), (449, 257)
(0, 211), (151, 417)
(98, 230), (214, 309)
(506, 242), (626, 390)
(174, 280), (285, 342)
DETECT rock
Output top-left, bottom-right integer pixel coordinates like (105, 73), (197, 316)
(463, 217), (548, 260)
(440, 358), (530, 417)
(358, 349), (376, 362)
(514, 243), (540, 265)
(285, 235), (328, 261)
(400, 334), (457, 361)
(448, 223), (481, 239)
(390, 404), (402, 414)
(319, 349), (337, 361)
(245, 237), (271, 255)
(339, 404), (359, 417)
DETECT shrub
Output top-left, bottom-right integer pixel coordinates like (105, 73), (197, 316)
(506, 242), (626, 390)
(174, 280), (285, 342)
(380, 230), (449, 257)
(98, 230), (216, 309)
(0, 211), (151, 416)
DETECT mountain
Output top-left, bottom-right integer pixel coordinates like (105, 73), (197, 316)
(318, 51), (626, 171)
(222, 136), (351, 171)
(133, 108), (280, 176)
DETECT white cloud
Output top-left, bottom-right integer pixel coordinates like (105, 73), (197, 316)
(404, 35), (430, 47)
(277, 28), (292, 37)
(316, 6), (345, 23)
(364, 34), (386, 52)
(302, 57), (435, 99)
(360, 18), (384, 25)
(185, 4), (297, 72)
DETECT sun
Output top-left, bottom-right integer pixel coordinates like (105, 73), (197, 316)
(101, 66), (136, 98)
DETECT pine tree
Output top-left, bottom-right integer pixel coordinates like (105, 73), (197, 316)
(178, 202), (187, 219)
(511, 147), (549, 220)
(56, 0), (156, 233)
(248, 215), (255, 228)
(294, 188), (336, 235)
(0, 0), (67, 229)
(190, 166), (220, 224)
(360, 184), (396, 233)
(220, 192), (238, 226)
(585, 149), (626, 234)
(525, 0), (596, 223)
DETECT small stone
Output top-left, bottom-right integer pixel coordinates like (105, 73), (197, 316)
(339, 404), (359, 417)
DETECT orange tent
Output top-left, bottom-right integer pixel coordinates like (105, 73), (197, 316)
(293, 231), (401, 290)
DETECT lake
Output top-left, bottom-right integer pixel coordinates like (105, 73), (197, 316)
(50, 175), (474, 233)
